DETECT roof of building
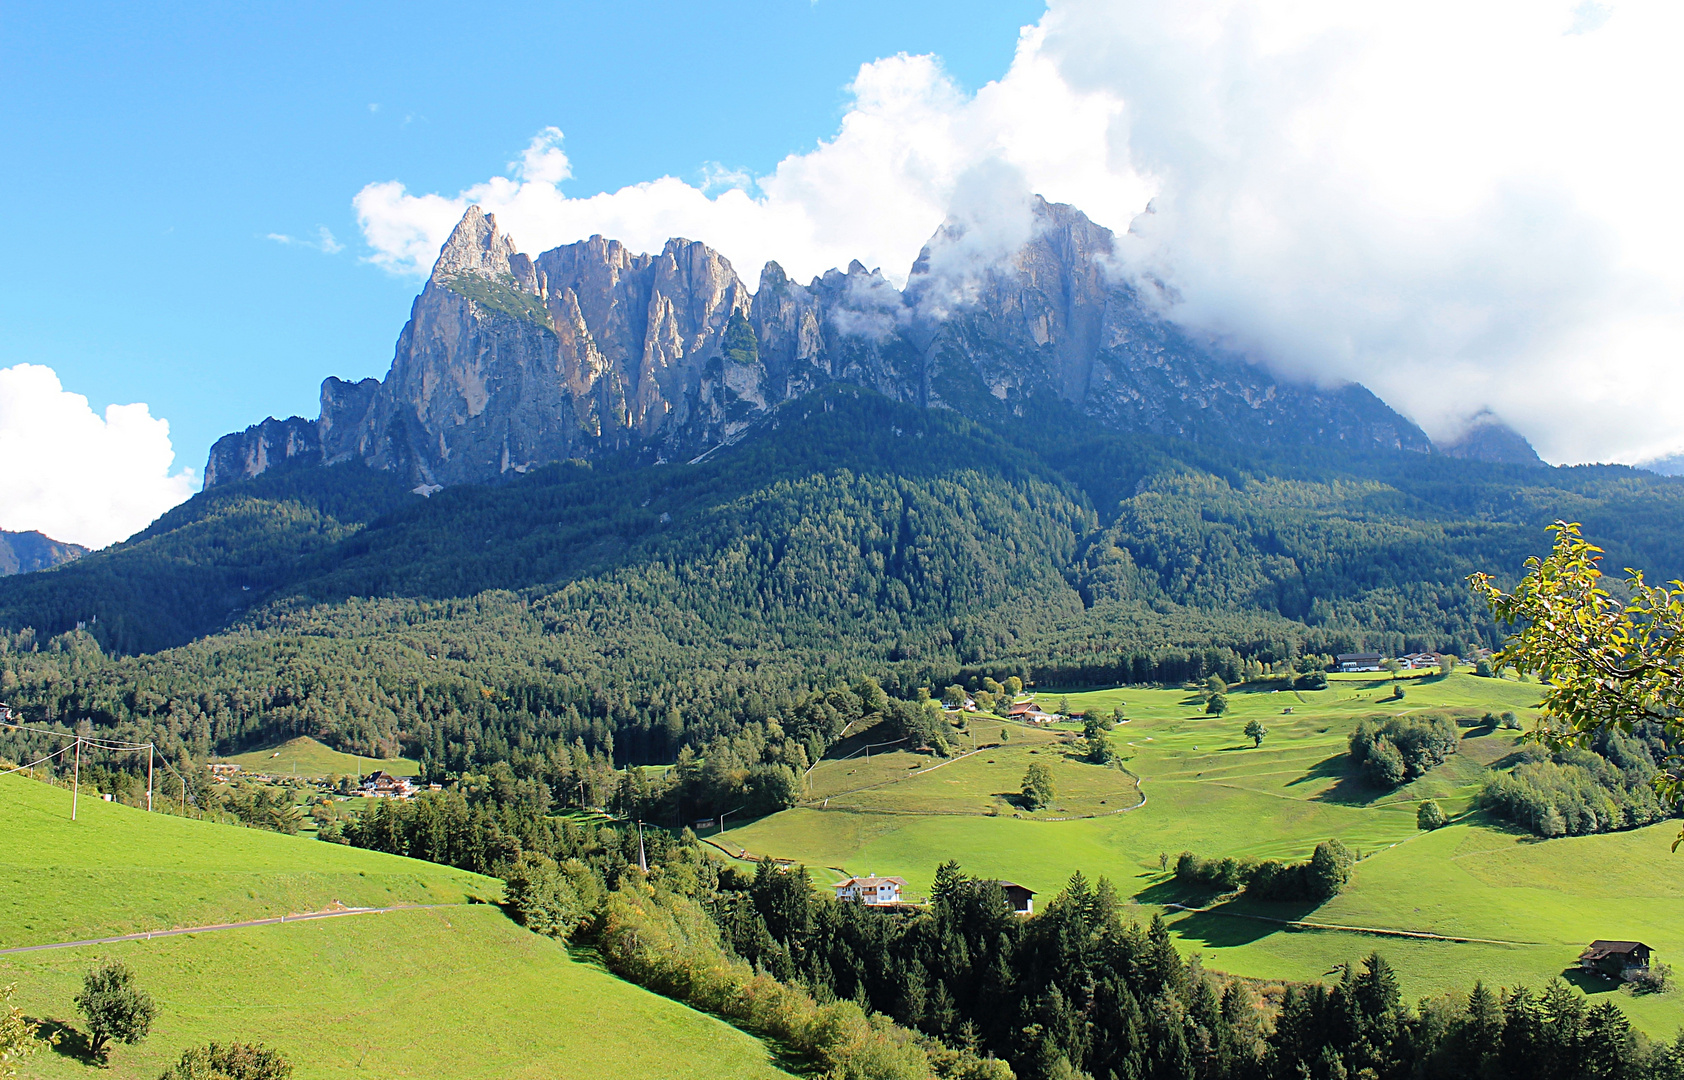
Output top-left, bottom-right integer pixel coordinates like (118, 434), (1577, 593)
(995, 880), (1036, 895)
(1580, 940), (1650, 959)
(1336, 652), (1384, 662)
(1007, 700), (1033, 714)
(837, 875), (908, 888)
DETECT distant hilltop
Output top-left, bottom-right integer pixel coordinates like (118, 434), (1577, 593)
(207, 199), (1539, 493)
(0, 529), (87, 577)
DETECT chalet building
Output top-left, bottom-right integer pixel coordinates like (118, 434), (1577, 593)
(1007, 700), (1057, 724)
(996, 881), (1036, 915)
(360, 771), (414, 799)
(1336, 652), (1384, 672)
(208, 763), (241, 777)
(1578, 940), (1653, 980)
(835, 875), (907, 905)
(1400, 653), (1441, 669)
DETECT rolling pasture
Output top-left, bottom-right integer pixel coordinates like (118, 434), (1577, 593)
(730, 672), (1684, 1035)
(220, 735), (419, 779)
(0, 774), (791, 1080)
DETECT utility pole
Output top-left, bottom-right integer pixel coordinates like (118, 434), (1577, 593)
(637, 819), (648, 873)
(71, 735), (81, 821)
(147, 744), (154, 812)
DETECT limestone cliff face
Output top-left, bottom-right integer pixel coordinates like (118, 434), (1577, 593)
(206, 199), (1432, 490)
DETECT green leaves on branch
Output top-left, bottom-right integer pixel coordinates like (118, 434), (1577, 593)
(1471, 521), (1684, 844)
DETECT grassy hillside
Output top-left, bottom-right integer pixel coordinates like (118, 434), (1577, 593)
(221, 736), (418, 779)
(0, 774), (791, 1080)
(728, 672), (1684, 1036)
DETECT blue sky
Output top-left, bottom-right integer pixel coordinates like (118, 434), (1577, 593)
(3, 0), (1679, 547)
(0, 0), (1040, 480)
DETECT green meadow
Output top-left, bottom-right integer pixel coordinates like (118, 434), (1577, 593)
(0, 774), (790, 1080)
(730, 672), (1684, 1035)
(220, 735), (419, 779)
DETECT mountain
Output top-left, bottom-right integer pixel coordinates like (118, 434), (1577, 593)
(205, 198), (1430, 491)
(0, 529), (87, 576)
(1433, 410), (1546, 466)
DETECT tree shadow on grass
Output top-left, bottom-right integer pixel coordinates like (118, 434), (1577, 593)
(33, 1017), (97, 1065)
(1285, 753), (1390, 806)
(1167, 898), (1324, 949)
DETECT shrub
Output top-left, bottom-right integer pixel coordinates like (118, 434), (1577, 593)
(75, 961), (154, 1059)
(1, 983), (47, 1078)
(1205, 693), (1228, 716)
(1475, 657), (1495, 678)
(158, 1042), (292, 1080)
(1629, 962), (1673, 995)
(1294, 671), (1328, 691)
(1417, 800), (1448, 830)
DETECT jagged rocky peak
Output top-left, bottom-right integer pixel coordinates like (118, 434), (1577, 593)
(205, 198), (1438, 491)
(1434, 411), (1546, 466)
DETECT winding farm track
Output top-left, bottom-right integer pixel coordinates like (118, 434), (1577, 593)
(0, 903), (462, 956)
(1160, 902), (1544, 947)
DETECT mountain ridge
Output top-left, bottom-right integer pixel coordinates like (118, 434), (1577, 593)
(206, 198), (1465, 492)
(0, 529), (87, 576)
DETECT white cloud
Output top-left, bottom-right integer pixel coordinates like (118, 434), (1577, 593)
(267, 226), (344, 254)
(0, 365), (197, 549)
(352, 0), (1684, 465)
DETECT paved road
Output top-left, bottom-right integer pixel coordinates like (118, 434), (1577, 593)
(0, 903), (460, 956)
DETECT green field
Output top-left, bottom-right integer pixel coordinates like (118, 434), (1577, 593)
(732, 672), (1684, 1035)
(0, 774), (791, 1079)
(220, 736), (419, 779)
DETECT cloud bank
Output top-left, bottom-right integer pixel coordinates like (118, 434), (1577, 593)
(0, 365), (198, 549)
(355, 1), (1684, 465)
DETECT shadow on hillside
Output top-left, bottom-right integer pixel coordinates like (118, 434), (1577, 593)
(1286, 753), (1388, 806)
(1168, 898), (1323, 949)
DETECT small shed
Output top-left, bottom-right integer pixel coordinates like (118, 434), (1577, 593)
(996, 881), (1036, 915)
(1578, 940), (1652, 980)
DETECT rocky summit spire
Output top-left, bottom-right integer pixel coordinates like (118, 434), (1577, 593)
(206, 197), (1437, 491)
(430, 205), (521, 281)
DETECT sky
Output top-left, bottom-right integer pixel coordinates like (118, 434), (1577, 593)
(2, 0), (1681, 547)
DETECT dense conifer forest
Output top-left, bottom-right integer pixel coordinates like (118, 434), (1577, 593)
(3, 389), (1683, 778)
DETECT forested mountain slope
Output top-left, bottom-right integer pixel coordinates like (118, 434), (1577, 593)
(1, 389), (1680, 768)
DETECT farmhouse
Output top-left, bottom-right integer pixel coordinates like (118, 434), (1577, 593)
(835, 875), (907, 905)
(996, 881), (1036, 915)
(208, 763), (241, 777)
(1336, 652), (1384, 672)
(360, 771), (414, 799)
(1578, 940), (1653, 980)
(1401, 652), (1442, 670)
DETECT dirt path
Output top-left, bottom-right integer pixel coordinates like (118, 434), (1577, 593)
(1160, 901), (1544, 946)
(0, 903), (461, 956)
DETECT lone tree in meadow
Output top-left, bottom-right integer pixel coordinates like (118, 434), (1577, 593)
(1417, 800), (1448, 831)
(75, 961), (154, 1060)
(1471, 521), (1684, 848)
(1082, 715), (1113, 764)
(1206, 693), (1228, 716)
(1021, 761), (1056, 810)
(1244, 719), (1267, 748)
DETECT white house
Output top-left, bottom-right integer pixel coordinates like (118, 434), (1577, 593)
(834, 875), (907, 905)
